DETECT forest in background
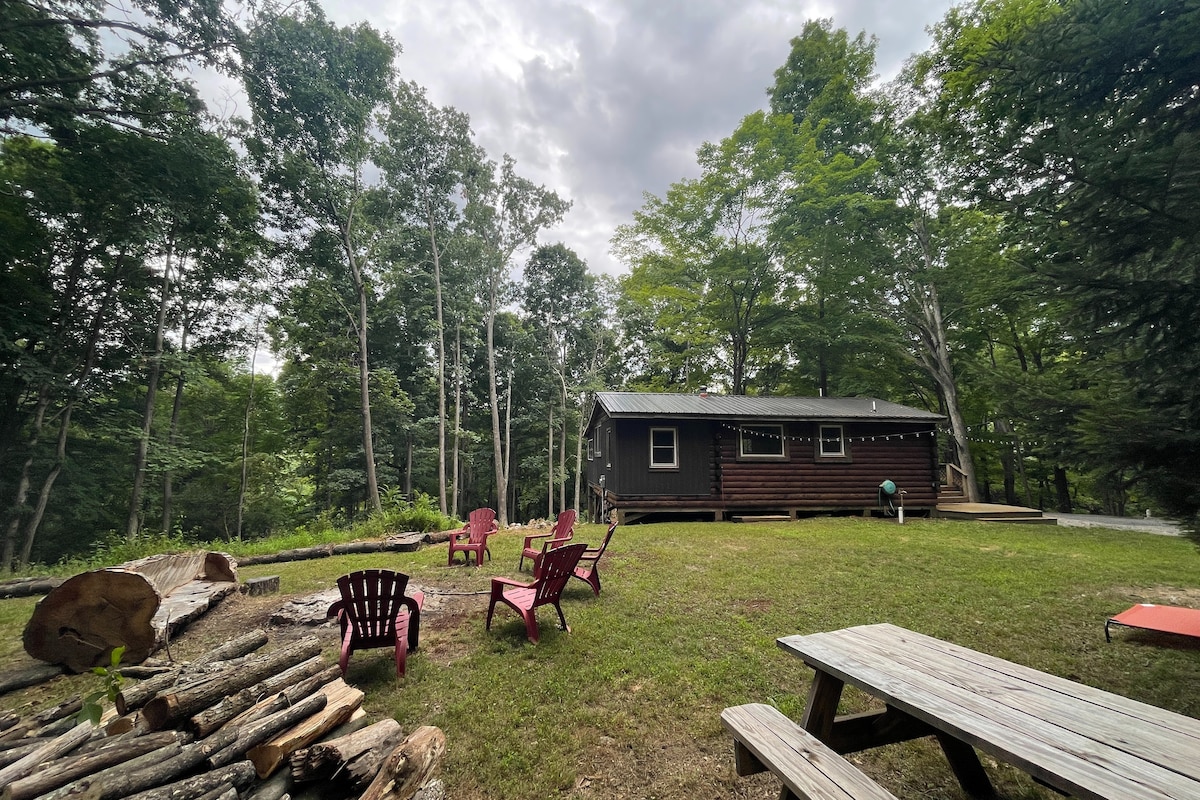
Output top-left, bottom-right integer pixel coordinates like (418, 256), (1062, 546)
(2, 0), (1197, 570)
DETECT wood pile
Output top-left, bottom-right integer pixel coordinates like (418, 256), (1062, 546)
(0, 630), (445, 800)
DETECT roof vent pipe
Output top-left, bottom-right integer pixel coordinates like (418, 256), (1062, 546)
(699, 386), (708, 398)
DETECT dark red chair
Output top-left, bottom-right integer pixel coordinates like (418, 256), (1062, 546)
(487, 541), (587, 643)
(572, 520), (617, 596)
(518, 509), (576, 572)
(448, 507), (498, 567)
(326, 569), (423, 677)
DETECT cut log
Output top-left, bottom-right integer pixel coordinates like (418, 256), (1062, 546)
(246, 679), (365, 778)
(0, 721), (94, 787)
(22, 552), (238, 673)
(0, 663), (64, 696)
(33, 738), (186, 800)
(290, 718), (404, 787)
(0, 576), (64, 599)
(243, 576), (280, 596)
(188, 657), (333, 736)
(243, 766), (292, 800)
(117, 760), (255, 800)
(0, 730), (179, 800)
(139, 636), (322, 731)
(207, 692), (327, 769)
(190, 629), (269, 666)
(63, 727), (239, 800)
(358, 726), (446, 800)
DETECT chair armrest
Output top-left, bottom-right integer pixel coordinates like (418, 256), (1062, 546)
(521, 530), (555, 548)
(491, 576), (533, 590)
(327, 600), (345, 619)
(541, 536), (573, 552)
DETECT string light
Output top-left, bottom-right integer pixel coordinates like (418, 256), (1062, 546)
(720, 422), (940, 443)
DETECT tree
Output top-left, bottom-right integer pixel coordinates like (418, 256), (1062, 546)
(922, 0), (1200, 525)
(462, 155), (569, 527)
(376, 81), (484, 514)
(1, 0), (240, 137)
(521, 243), (601, 514)
(613, 114), (792, 395)
(243, 5), (397, 513)
(123, 125), (260, 538)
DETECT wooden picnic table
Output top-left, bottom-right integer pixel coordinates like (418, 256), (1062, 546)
(778, 623), (1200, 800)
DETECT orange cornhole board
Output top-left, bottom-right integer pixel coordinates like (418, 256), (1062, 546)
(1105, 603), (1200, 642)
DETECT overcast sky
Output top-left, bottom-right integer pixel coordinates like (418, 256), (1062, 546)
(312, 0), (959, 277)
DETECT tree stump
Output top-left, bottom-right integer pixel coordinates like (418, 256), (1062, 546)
(22, 552), (239, 673)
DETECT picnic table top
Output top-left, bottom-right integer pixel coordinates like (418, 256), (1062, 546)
(778, 623), (1200, 800)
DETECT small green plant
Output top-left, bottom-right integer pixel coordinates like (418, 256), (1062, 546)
(78, 645), (125, 726)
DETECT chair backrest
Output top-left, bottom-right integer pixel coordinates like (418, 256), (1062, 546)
(532, 542), (587, 605)
(336, 569), (413, 638)
(467, 507), (497, 544)
(549, 509), (577, 540)
(591, 521), (618, 557)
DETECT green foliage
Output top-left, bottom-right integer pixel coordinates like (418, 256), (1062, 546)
(77, 646), (125, 726)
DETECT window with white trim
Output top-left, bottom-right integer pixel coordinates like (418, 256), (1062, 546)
(739, 424), (786, 458)
(586, 438), (593, 461)
(649, 427), (678, 468)
(818, 424), (845, 457)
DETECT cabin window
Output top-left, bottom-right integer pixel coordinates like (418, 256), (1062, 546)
(739, 424), (786, 458)
(586, 438), (593, 461)
(818, 425), (845, 458)
(649, 427), (678, 469)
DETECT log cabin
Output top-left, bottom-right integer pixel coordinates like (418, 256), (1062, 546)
(583, 391), (944, 524)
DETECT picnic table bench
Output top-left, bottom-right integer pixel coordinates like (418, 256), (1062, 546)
(743, 622), (1200, 800)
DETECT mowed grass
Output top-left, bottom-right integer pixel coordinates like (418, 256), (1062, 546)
(5, 517), (1200, 799)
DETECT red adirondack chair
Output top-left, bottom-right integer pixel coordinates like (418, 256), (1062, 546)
(572, 520), (618, 596)
(326, 569), (424, 677)
(447, 507), (498, 567)
(518, 508), (576, 572)
(487, 541), (587, 643)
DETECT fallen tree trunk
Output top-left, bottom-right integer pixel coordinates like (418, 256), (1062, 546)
(0, 663), (64, 696)
(22, 552), (239, 673)
(358, 726), (446, 800)
(246, 679), (364, 778)
(140, 636), (322, 731)
(236, 537), (421, 567)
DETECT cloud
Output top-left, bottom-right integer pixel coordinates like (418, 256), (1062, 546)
(325, 0), (956, 275)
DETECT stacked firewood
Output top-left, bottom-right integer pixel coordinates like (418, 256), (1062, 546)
(0, 631), (445, 800)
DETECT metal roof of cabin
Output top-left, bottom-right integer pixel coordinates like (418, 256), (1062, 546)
(594, 392), (944, 423)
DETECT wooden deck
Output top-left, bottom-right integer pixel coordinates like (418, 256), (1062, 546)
(934, 502), (1054, 524)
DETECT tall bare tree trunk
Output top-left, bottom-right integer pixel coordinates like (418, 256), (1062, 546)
(905, 275), (980, 503)
(547, 406), (554, 518)
(452, 326), (462, 518)
(486, 277), (508, 527)
(343, 226), (381, 514)
(236, 314), (261, 541)
(163, 315), (192, 534)
(425, 202), (449, 515)
(127, 247), (174, 539)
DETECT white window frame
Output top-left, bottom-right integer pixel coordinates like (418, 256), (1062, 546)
(586, 437), (594, 461)
(649, 427), (678, 469)
(739, 424), (786, 459)
(818, 424), (845, 458)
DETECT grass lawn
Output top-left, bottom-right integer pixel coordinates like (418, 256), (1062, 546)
(3, 517), (1199, 799)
